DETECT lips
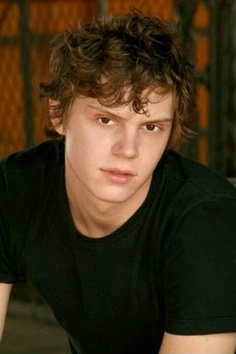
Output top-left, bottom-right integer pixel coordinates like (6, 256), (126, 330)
(101, 168), (136, 183)
(103, 168), (135, 176)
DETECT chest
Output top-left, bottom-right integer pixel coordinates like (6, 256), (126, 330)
(21, 216), (165, 352)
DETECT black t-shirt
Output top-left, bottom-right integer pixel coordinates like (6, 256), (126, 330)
(1, 140), (236, 353)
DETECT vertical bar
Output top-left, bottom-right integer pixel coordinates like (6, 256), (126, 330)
(18, 0), (34, 147)
(219, 2), (230, 174)
(97, 0), (105, 18)
(209, 0), (234, 175)
(208, 0), (218, 170)
(174, 0), (198, 160)
(232, 2), (236, 175)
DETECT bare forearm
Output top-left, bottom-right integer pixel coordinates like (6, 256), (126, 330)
(159, 332), (236, 354)
(0, 283), (12, 341)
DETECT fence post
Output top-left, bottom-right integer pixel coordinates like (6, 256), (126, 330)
(17, 0), (34, 148)
(209, 0), (236, 176)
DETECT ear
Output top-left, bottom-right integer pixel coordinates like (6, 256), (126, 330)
(49, 99), (65, 136)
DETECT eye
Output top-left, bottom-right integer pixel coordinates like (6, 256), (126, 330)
(144, 124), (160, 132)
(98, 117), (114, 125)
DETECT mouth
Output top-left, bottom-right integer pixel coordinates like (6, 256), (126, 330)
(101, 168), (136, 183)
(102, 168), (135, 176)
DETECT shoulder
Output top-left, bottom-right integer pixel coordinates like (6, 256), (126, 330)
(163, 150), (236, 202)
(156, 150), (236, 247)
(160, 152), (236, 281)
(0, 140), (65, 278)
(0, 139), (64, 172)
(160, 152), (236, 336)
(0, 140), (64, 201)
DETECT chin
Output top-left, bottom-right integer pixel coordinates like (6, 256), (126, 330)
(98, 195), (130, 204)
(94, 191), (132, 204)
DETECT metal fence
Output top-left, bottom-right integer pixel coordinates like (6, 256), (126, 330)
(209, 0), (236, 176)
(0, 0), (235, 177)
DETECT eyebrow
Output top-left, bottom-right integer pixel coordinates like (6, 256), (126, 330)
(87, 104), (173, 123)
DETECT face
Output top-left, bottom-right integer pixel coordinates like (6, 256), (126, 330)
(54, 93), (173, 208)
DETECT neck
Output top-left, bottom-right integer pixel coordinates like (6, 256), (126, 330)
(64, 157), (152, 238)
(67, 196), (126, 237)
(66, 179), (151, 239)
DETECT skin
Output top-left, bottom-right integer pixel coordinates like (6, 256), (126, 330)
(159, 332), (236, 353)
(0, 283), (12, 341)
(53, 93), (174, 237)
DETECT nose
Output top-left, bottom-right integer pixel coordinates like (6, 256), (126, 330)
(112, 128), (139, 159)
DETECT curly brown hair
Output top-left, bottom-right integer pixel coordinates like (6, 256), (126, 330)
(40, 8), (195, 149)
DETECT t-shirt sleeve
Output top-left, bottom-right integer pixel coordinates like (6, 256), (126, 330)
(163, 197), (236, 335)
(0, 204), (18, 283)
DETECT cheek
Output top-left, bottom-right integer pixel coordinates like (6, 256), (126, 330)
(142, 137), (168, 156)
(66, 131), (102, 160)
(140, 148), (162, 169)
(139, 141), (167, 170)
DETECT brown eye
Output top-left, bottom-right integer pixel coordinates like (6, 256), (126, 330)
(100, 117), (111, 124)
(146, 124), (157, 131)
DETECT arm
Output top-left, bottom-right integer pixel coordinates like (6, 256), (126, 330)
(159, 332), (236, 354)
(161, 199), (236, 353)
(0, 283), (12, 341)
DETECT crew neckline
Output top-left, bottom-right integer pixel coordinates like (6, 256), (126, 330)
(59, 155), (165, 248)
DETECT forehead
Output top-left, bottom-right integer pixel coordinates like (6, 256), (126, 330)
(73, 91), (174, 120)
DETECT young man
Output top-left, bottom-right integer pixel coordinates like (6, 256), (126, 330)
(0, 9), (236, 354)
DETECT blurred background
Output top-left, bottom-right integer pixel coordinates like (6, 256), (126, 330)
(0, 0), (236, 353)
